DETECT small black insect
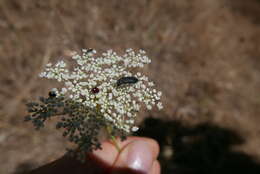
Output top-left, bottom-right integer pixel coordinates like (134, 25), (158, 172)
(48, 91), (57, 98)
(116, 76), (138, 87)
(86, 48), (93, 53)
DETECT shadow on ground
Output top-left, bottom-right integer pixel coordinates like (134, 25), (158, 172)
(136, 117), (260, 174)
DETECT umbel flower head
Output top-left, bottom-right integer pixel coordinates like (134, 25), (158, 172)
(25, 48), (163, 161)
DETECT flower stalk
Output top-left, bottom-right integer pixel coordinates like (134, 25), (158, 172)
(106, 126), (121, 152)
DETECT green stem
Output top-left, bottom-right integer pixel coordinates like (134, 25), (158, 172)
(106, 126), (121, 152)
(110, 135), (121, 152)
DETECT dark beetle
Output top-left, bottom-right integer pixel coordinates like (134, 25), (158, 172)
(48, 91), (57, 98)
(86, 48), (93, 53)
(116, 76), (138, 87)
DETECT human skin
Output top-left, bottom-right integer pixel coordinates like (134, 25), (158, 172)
(28, 136), (160, 174)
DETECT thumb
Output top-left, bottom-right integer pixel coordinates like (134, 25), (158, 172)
(113, 139), (159, 174)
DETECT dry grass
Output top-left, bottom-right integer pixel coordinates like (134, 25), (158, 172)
(0, 0), (260, 173)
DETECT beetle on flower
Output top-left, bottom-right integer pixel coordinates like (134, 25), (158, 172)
(26, 48), (163, 161)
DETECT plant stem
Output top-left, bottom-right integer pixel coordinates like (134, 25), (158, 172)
(110, 135), (121, 152)
(106, 126), (121, 152)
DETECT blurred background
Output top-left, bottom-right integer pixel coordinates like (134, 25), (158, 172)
(0, 0), (260, 173)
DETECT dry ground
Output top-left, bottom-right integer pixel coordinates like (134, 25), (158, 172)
(0, 0), (260, 173)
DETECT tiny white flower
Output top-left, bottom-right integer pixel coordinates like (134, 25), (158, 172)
(46, 63), (52, 67)
(61, 88), (68, 94)
(146, 105), (152, 110)
(131, 126), (139, 132)
(157, 102), (163, 110)
(39, 48), (163, 133)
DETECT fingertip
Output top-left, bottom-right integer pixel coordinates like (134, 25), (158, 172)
(114, 139), (158, 173)
(117, 136), (160, 160)
(91, 136), (160, 173)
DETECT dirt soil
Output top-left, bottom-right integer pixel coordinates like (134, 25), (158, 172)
(0, 0), (260, 173)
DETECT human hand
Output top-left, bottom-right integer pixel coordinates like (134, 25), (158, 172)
(28, 136), (160, 174)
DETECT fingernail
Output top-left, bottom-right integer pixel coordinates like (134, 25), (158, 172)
(125, 140), (153, 173)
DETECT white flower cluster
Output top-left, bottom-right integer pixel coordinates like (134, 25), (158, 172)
(39, 49), (163, 133)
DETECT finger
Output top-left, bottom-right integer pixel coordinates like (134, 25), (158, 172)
(92, 141), (118, 166)
(91, 136), (142, 166)
(113, 138), (160, 174)
(92, 136), (159, 166)
(115, 136), (160, 158)
(149, 160), (161, 174)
